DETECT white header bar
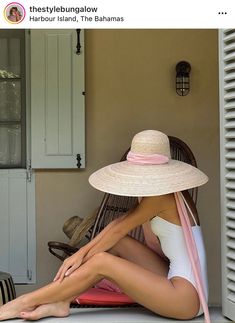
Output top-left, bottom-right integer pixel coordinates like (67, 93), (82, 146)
(0, 0), (235, 28)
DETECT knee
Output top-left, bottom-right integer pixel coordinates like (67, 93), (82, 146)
(87, 252), (112, 274)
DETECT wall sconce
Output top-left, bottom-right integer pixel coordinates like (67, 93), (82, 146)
(175, 61), (191, 96)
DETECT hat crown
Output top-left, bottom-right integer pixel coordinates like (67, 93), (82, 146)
(130, 130), (171, 158)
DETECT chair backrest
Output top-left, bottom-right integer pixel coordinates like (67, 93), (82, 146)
(90, 136), (198, 241)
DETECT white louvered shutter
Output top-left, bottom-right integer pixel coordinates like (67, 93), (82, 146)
(219, 29), (235, 320)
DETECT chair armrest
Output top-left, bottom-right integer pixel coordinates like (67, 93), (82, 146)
(48, 241), (78, 261)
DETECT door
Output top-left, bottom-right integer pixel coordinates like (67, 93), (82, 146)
(0, 30), (36, 284)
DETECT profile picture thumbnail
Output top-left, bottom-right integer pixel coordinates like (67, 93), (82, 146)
(4, 2), (26, 24)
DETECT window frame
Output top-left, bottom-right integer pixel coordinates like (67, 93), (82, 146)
(0, 29), (26, 169)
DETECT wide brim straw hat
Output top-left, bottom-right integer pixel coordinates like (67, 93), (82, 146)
(89, 130), (208, 197)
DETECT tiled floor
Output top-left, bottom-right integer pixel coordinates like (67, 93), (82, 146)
(7, 307), (231, 322)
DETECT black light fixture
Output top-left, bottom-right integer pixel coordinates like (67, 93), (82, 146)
(175, 61), (191, 96)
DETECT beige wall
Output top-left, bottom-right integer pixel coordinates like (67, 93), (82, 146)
(17, 29), (220, 305)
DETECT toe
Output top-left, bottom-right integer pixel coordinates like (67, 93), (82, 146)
(20, 311), (37, 321)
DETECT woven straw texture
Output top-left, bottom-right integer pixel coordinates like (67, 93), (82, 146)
(89, 130), (208, 196)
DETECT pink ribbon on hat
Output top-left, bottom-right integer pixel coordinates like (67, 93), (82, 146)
(127, 151), (169, 165)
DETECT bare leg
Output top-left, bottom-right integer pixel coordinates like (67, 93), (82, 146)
(109, 236), (169, 275)
(21, 236), (170, 320)
(0, 246), (199, 321)
(20, 252), (199, 321)
(0, 256), (103, 321)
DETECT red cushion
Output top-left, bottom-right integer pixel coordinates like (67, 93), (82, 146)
(73, 288), (135, 306)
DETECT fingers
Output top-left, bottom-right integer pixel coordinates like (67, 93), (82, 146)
(53, 267), (62, 282)
(82, 254), (90, 263)
(53, 253), (84, 282)
(53, 260), (71, 282)
(58, 265), (70, 283)
(54, 262), (81, 282)
(83, 251), (93, 262)
(64, 264), (79, 277)
(53, 264), (64, 282)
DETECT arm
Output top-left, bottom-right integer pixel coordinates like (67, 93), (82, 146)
(79, 212), (129, 259)
(54, 195), (166, 281)
(82, 195), (166, 260)
(53, 212), (130, 282)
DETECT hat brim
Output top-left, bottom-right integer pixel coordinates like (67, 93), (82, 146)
(89, 160), (208, 197)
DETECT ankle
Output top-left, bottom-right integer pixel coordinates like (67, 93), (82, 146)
(59, 299), (72, 311)
(19, 294), (34, 309)
(58, 301), (70, 316)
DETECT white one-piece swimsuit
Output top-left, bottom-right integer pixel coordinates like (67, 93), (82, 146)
(150, 215), (209, 317)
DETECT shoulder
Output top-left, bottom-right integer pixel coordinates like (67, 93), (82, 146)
(138, 194), (175, 214)
(114, 194), (176, 234)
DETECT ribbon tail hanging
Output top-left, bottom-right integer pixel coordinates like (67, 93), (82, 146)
(174, 192), (211, 323)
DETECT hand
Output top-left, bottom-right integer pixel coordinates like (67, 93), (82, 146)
(53, 251), (84, 283)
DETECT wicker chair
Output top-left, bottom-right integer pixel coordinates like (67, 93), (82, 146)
(48, 135), (197, 260)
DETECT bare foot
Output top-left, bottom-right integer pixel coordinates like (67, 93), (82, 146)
(0, 296), (35, 321)
(20, 301), (70, 321)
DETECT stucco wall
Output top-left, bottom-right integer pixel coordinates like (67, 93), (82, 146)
(16, 29), (220, 305)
